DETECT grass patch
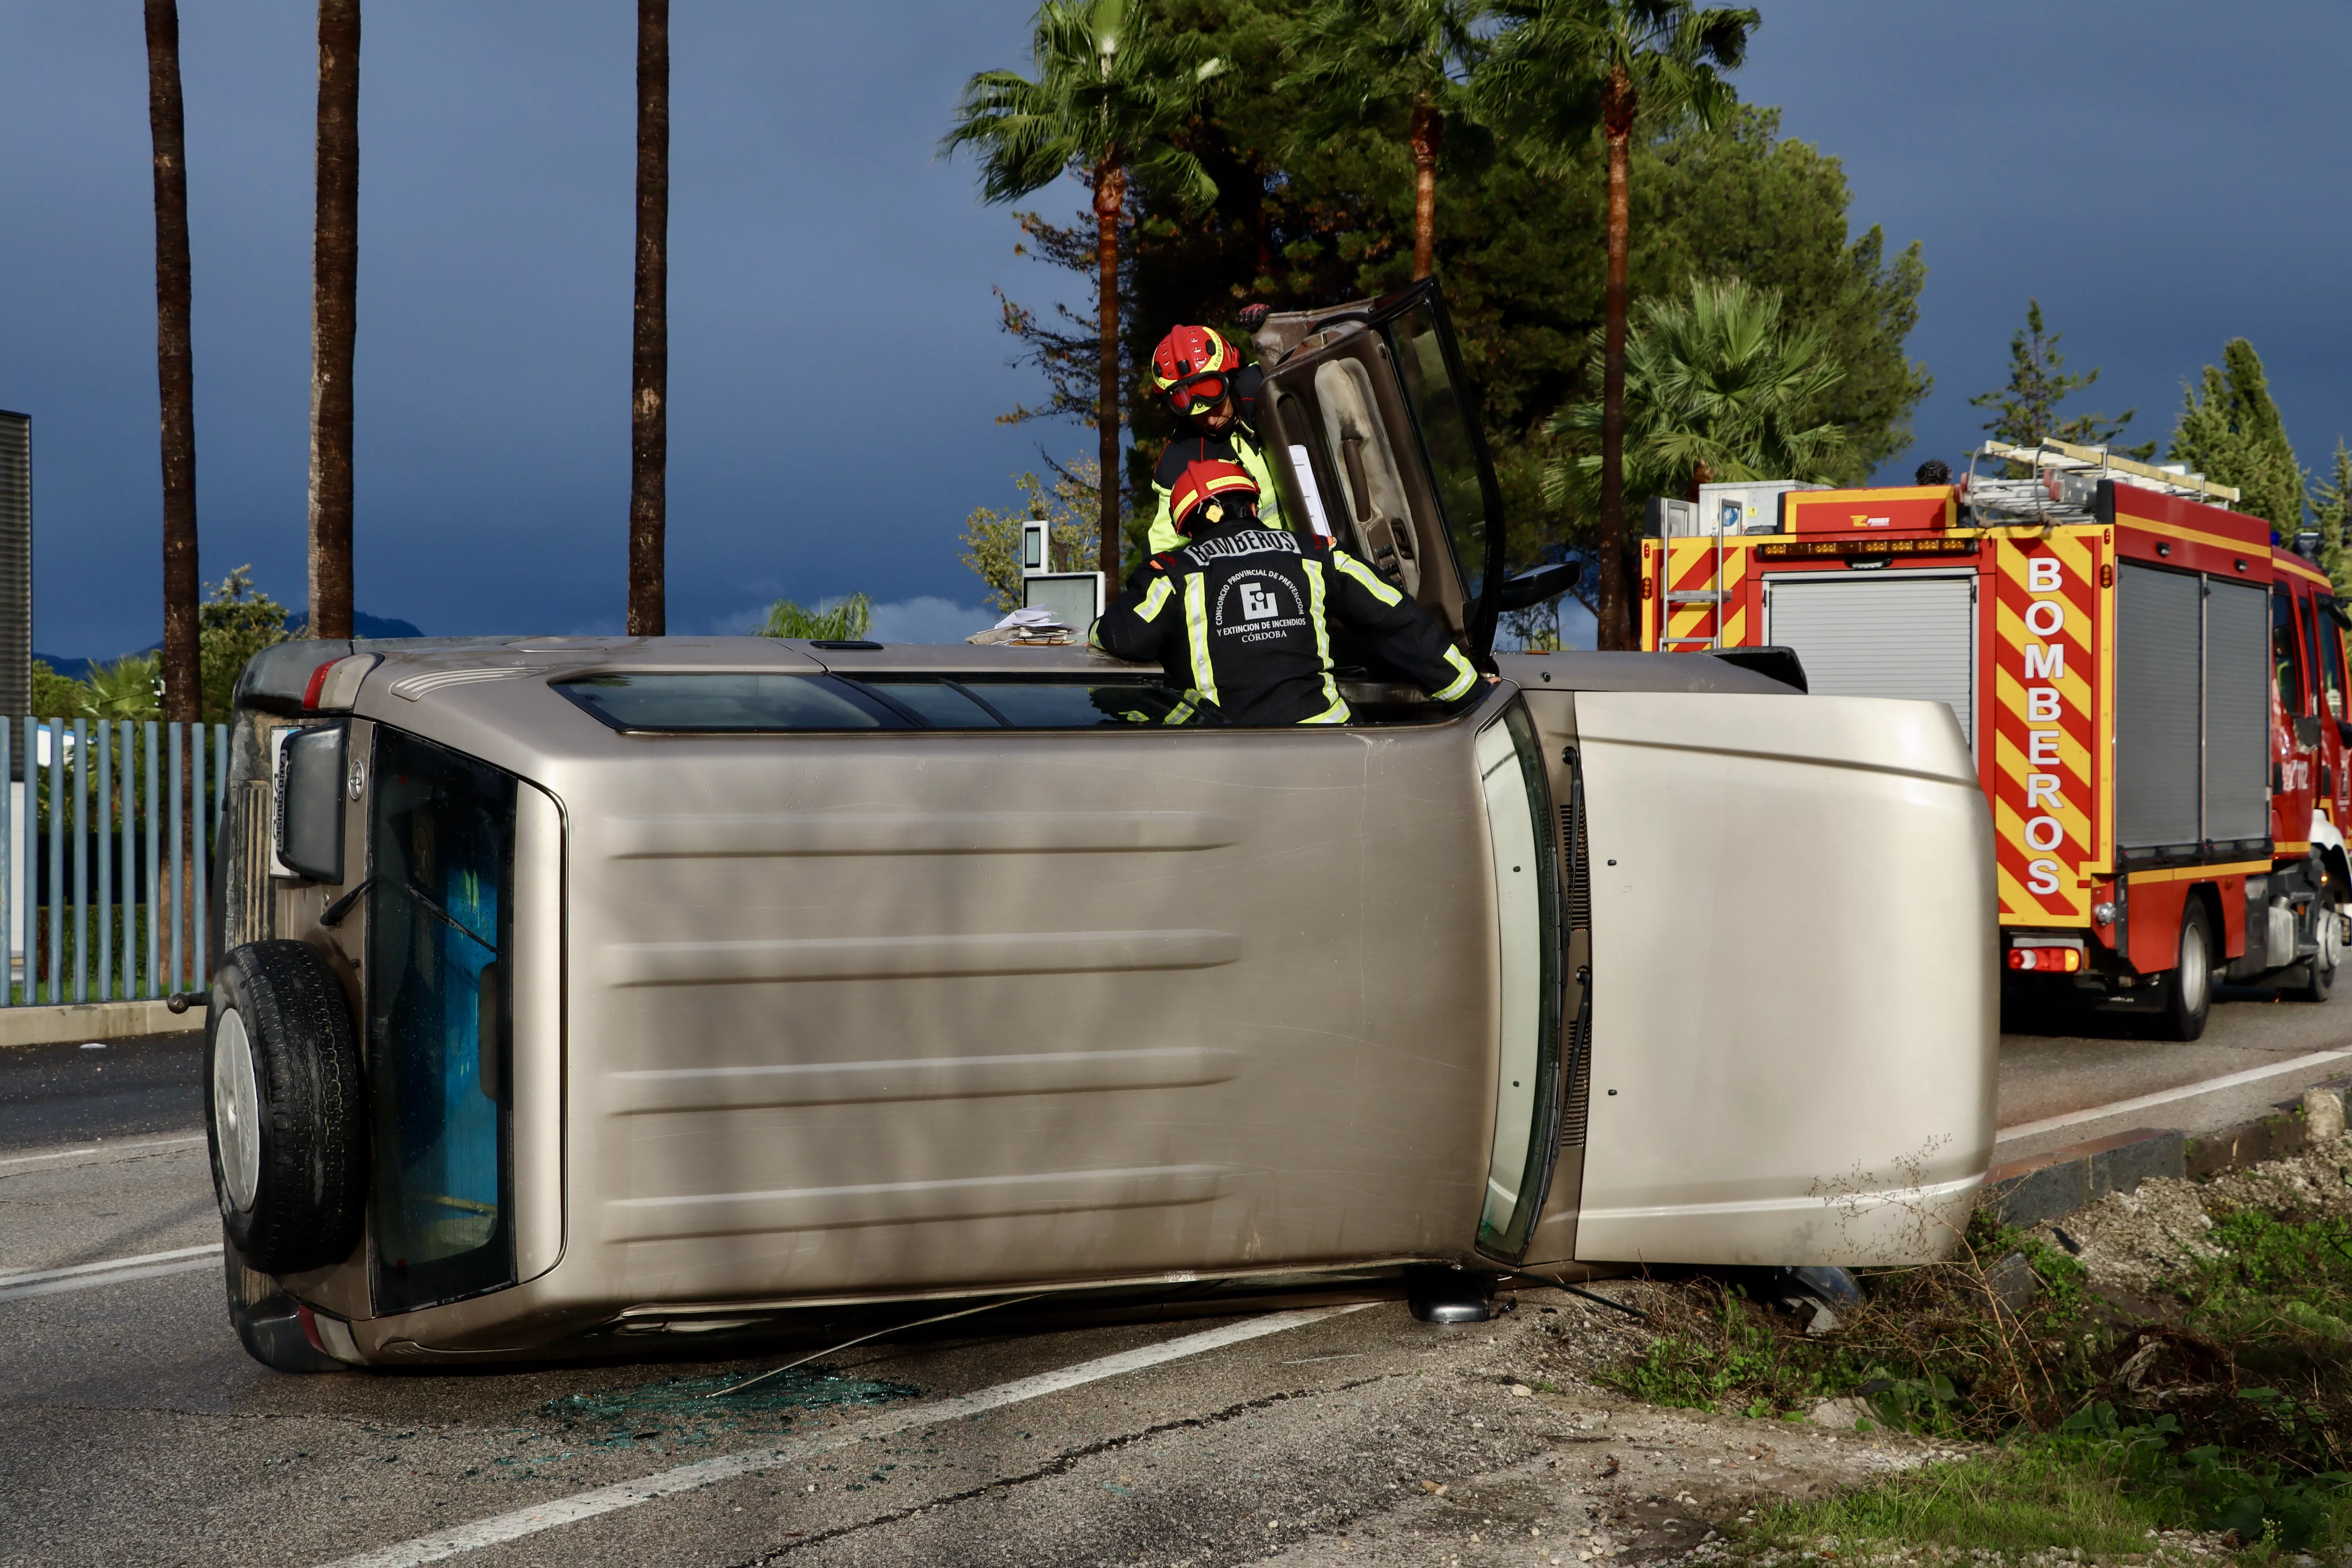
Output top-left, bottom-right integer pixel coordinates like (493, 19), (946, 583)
(1599, 1185), (2352, 1554)
(1749, 1443), (2166, 1556)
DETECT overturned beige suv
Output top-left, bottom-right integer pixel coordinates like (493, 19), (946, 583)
(207, 283), (1995, 1370)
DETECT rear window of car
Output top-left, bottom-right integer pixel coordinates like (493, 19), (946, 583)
(554, 673), (1189, 731)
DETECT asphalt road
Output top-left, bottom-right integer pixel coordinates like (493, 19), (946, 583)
(2, 992), (2345, 1568)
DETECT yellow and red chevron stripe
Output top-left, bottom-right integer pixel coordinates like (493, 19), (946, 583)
(1656, 538), (1753, 648)
(1991, 533), (2102, 923)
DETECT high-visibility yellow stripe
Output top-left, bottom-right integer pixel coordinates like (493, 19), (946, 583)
(1299, 697), (1351, 724)
(1332, 550), (1405, 605)
(1305, 559), (1343, 717)
(1133, 575), (1173, 623)
(1183, 575), (1218, 708)
(1433, 646), (1477, 701)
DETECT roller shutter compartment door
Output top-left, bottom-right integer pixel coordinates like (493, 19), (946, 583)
(1764, 574), (1976, 745)
(2116, 564), (2202, 849)
(2203, 578), (2269, 842)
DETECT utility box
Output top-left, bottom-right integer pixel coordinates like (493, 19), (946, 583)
(1022, 571), (1103, 637)
(1697, 479), (1827, 536)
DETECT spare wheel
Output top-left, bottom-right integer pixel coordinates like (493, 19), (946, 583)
(207, 940), (368, 1273)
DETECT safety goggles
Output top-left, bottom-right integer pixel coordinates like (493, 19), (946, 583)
(1165, 369), (1229, 416)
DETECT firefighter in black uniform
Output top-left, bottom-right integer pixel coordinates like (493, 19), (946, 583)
(1146, 321), (1282, 554)
(1096, 459), (1483, 726)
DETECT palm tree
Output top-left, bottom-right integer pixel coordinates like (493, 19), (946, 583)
(308, 0), (361, 641)
(628, 0), (669, 636)
(1480, 0), (1755, 648)
(946, 0), (1223, 580)
(1278, 0), (1481, 282)
(143, 0), (200, 722)
(1545, 277), (1846, 505)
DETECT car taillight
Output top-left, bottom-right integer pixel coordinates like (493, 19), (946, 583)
(302, 661), (336, 710)
(2007, 947), (2082, 972)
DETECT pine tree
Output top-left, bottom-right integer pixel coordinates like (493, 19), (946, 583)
(2170, 338), (2306, 538)
(1968, 299), (2151, 457)
(2309, 439), (2352, 593)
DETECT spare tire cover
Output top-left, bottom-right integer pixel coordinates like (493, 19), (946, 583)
(206, 940), (367, 1273)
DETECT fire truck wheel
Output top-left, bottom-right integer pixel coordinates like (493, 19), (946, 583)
(2287, 907), (2340, 1003)
(2154, 902), (2214, 1042)
(206, 940), (368, 1274)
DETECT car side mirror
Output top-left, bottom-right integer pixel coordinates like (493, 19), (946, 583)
(2295, 715), (2325, 750)
(1495, 560), (1581, 613)
(276, 723), (347, 884)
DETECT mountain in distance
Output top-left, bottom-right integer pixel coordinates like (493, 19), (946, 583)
(34, 611), (425, 681)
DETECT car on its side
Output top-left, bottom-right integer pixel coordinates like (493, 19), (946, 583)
(205, 284), (1995, 1369)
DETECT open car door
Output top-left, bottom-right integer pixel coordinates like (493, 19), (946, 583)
(1254, 280), (1514, 663)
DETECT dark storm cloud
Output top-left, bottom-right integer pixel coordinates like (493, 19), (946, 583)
(0, 0), (1063, 655)
(4, 2), (2344, 659)
(1739, 0), (2352, 488)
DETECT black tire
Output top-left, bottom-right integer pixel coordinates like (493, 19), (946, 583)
(206, 940), (367, 1273)
(2154, 900), (2215, 1042)
(2287, 903), (2341, 1003)
(222, 1239), (346, 1373)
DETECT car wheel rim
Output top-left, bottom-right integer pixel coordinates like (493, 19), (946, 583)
(2181, 925), (2209, 1014)
(212, 1008), (262, 1214)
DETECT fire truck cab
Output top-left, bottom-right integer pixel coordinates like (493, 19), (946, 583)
(1641, 438), (2352, 1039)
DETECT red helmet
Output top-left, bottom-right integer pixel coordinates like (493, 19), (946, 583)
(1169, 458), (1258, 535)
(1151, 325), (1243, 417)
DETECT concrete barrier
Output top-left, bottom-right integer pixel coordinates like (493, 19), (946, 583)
(0, 998), (202, 1049)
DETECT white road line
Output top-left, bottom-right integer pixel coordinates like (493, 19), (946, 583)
(319, 1301), (1373, 1568)
(1996, 1048), (2352, 1142)
(0, 1132), (207, 1169)
(0, 1241), (223, 1287)
(0, 1255), (218, 1303)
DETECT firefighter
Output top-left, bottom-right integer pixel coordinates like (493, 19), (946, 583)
(1096, 458), (1483, 726)
(1147, 319), (1283, 554)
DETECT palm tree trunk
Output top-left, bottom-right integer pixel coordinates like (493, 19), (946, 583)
(1597, 67), (1635, 651)
(1408, 99), (1441, 282)
(307, 0), (360, 642)
(145, 0), (199, 724)
(627, 0), (669, 637)
(1093, 157), (1126, 581)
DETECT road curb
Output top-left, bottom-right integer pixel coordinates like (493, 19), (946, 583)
(0, 998), (203, 1049)
(1984, 1078), (2349, 1226)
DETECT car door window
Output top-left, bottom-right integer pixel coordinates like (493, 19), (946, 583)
(2275, 588), (2308, 714)
(1388, 300), (1493, 609)
(2321, 597), (2349, 719)
(368, 727), (517, 1314)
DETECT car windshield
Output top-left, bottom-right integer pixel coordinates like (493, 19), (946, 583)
(555, 672), (1192, 731)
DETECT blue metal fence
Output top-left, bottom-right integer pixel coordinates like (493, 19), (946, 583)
(2, 719), (230, 1006)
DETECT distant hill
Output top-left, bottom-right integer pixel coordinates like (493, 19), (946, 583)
(285, 611), (426, 640)
(34, 611), (424, 682)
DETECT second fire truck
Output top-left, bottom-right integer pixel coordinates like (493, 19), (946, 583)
(1641, 439), (2352, 1039)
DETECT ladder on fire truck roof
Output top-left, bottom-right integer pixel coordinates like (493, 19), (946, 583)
(1966, 436), (2241, 527)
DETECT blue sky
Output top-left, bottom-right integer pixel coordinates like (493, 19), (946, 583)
(1, 1), (2346, 659)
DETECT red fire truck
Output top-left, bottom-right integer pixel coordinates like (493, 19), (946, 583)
(1640, 438), (2352, 1039)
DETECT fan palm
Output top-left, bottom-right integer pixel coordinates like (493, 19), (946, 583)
(1479, 0), (1755, 648)
(1546, 278), (1846, 509)
(1278, 0), (1482, 281)
(946, 0), (1223, 578)
(143, 1), (200, 722)
(629, 0), (670, 635)
(308, 0), (361, 640)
